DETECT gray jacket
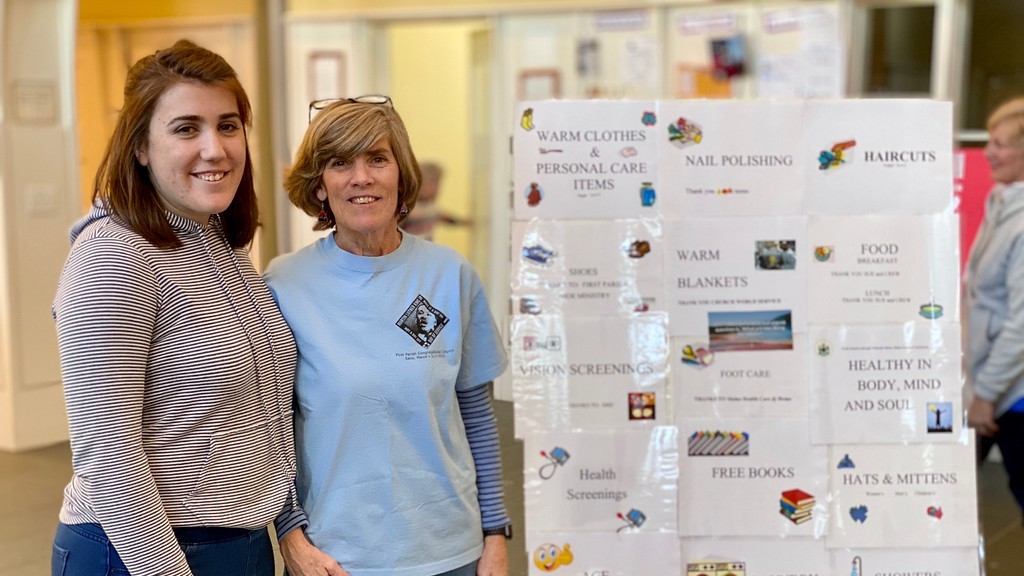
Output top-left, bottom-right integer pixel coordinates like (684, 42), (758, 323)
(967, 181), (1024, 416)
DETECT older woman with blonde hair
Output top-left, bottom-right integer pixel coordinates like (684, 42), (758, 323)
(266, 97), (511, 576)
(967, 96), (1024, 519)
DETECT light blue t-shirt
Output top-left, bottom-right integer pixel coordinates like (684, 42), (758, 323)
(264, 231), (507, 576)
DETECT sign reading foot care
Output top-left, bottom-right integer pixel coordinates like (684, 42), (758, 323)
(525, 532), (680, 576)
(523, 428), (678, 533)
(513, 100), (659, 220)
(672, 333), (808, 419)
(802, 99), (953, 215)
(809, 323), (962, 444)
(678, 418), (828, 537)
(663, 216), (807, 336)
(512, 218), (663, 316)
(827, 439), (979, 549)
(657, 100), (804, 218)
(807, 214), (959, 324)
(511, 314), (669, 434)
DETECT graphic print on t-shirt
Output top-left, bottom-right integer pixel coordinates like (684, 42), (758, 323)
(396, 294), (449, 348)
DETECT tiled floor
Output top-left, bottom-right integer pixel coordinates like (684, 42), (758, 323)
(0, 401), (1018, 576)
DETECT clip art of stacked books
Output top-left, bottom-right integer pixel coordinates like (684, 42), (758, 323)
(779, 488), (814, 524)
(687, 431), (749, 456)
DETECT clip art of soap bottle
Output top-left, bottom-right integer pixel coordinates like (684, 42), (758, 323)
(851, 556), (862, 576)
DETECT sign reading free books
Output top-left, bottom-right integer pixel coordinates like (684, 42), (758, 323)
(514, 99), (952, 220)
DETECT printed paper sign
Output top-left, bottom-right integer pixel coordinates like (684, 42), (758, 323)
(672, 333), (808, 418)
(525, 532), (680, 576)
(663, 216), (808, 336)
(513, 100), (660, 220)
(681, 536), (829, 576)
(512, 218), (663, 316)
(678, 418), (828, 537)
(809, 323), (963, 444)
(511, 314), (669, 434)
(828, 440), (979, 549)
(831, 547), (979, 576)
(523, 428), (678, 533)
(803, 99), (953, 215)
(807, 214), (959, 324)
(658, 100), (804, 218)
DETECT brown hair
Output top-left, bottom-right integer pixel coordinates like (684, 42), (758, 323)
(988, 97), (1024, 146)
(286, 101), (421, 231)
(93, 39), (257, 249)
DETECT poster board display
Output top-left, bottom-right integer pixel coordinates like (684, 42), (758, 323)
(511, 314), (669, 435)
(511, 218), (663, 316)
(809, 322), (963, 444)
(523, 428), (678, 533)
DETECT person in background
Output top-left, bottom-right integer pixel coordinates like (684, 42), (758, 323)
(265, 96), (511, 576)
(966, 96), (1024, 519)
(51, 40), (299, 576)
(400, 161), (471, 240)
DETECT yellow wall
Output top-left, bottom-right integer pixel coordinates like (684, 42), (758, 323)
(388, 21), (482, 261)
(79, 0), (254, 22)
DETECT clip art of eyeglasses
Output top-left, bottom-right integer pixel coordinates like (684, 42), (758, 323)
(308, 95), (393, 122)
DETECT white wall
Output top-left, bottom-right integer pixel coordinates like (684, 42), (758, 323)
(0, 0), (78, 451)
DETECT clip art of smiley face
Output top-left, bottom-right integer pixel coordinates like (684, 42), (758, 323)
(533, 543), (573, 572)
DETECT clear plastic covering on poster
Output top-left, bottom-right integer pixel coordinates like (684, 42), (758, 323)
(681, 536), (829, 576)
(663, 216), (808, 337)
(802, 99), (953, 215)
(524, 531), (680, 576)
(512, 218), (663, 317)
(678, 418), (828, 537)
(672, 333), (808, 419)
(807, 214), (959, 325)
(657, 100), (805, 218)
(827, 440), (979, 549)
(809, 322), (963, 445)
(831, 546), (980, 575)
(511, 313), (669, 435)
(523, 428), (678, 533)
(513, 100), (660, 221)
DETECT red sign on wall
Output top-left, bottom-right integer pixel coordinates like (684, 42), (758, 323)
(955, 148), (994, 273)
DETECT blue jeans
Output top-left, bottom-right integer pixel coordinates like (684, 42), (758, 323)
(52, 522), (274, 576)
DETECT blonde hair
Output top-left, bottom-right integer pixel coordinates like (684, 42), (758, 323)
(987, 97), (1024, 145)
(286, 102), (421, 231)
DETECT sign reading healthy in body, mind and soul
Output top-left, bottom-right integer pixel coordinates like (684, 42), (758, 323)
(807, 214), (959, 325)
(809, 322), (962, 444)
(663, 216), (807, 336)
(678, 418), (828, 537)
(513, 100), (659, 220)
(512, 218), (663, 317)
(672, 332), (808, 419)
(511, 314), (669, 435)
(657, 100), (805, 218)
(523, 428), (677, 533)
(827, 439), (978, 549)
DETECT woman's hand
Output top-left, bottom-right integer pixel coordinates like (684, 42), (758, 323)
(280, 529), (349, 576)
(968, 397), (999, 437)
(477, 535), (509, 576)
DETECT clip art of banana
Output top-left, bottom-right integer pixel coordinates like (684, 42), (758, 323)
(521, 108), (535, 131)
